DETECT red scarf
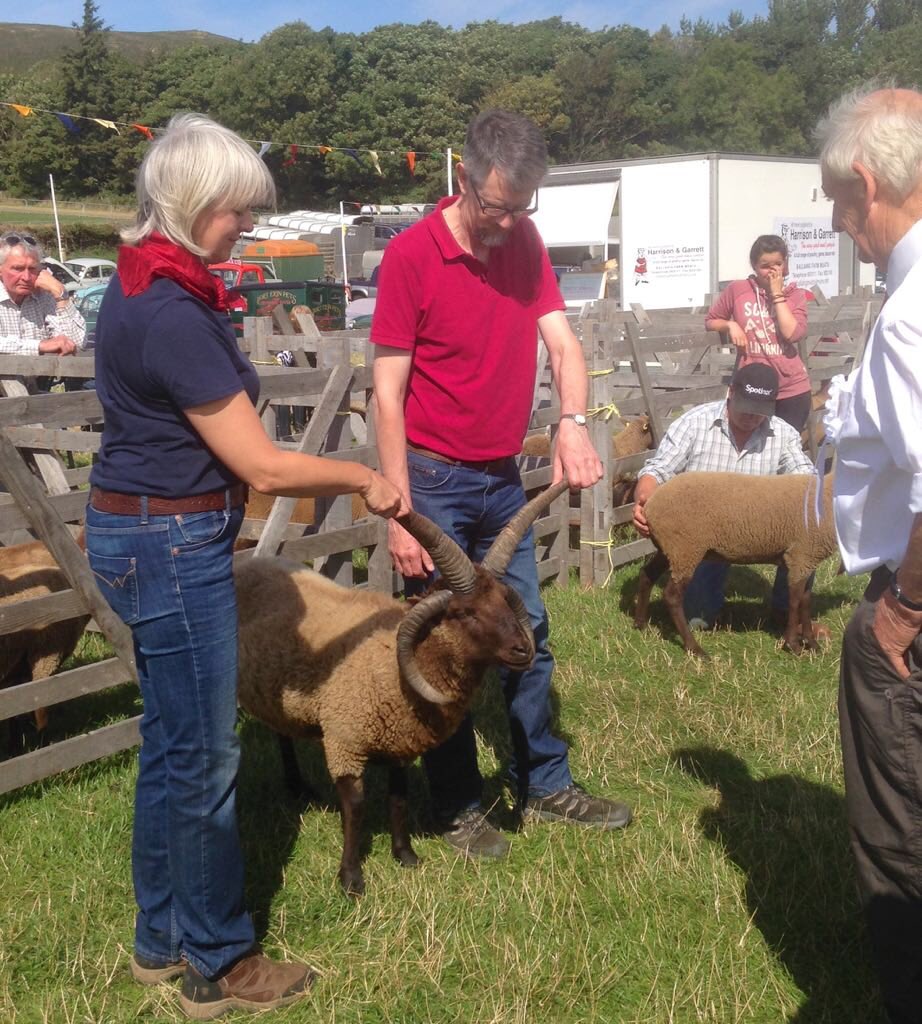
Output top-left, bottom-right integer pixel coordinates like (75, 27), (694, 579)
(117, 233), (228, 311)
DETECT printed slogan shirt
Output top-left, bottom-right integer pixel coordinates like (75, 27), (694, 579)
(706, 277), (809, 400)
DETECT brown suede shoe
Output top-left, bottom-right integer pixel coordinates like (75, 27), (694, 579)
(179, 949), (315, 1020)
(130, 952), (185, 986)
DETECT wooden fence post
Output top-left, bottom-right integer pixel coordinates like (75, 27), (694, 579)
(0, 431), (137, 678)
(581, 323), (614, 586)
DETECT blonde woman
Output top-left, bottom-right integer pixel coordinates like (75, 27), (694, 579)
(85, 113), (404, 1018)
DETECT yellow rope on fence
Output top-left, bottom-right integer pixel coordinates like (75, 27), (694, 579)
(587, 402), (621, 422)
(578, 534), (619, 587)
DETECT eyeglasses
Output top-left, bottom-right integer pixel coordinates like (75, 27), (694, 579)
(2, 233), (38, 247)
(469, 182), (538, 220)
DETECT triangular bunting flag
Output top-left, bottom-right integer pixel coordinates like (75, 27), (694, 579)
(257, 141), (271, 158)
(451, 152), (462, 162)
(406, 151), (416, 175)
(344, 149), (362, 166)
(9, 104), (33, 117)
(317, 145), (333, 155)
(56, 113), (81, 134)
(282, 144), (299, 167)
(132, 124), (154, 140)
(92, 118), (120, 134)
(369, 150), (383, 176)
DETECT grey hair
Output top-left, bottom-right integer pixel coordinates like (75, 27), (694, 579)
(816, 82), (922, 200)
(0, 234), (44, 266)
(463, 110), (548, 194)
(122, 112), (276, 256)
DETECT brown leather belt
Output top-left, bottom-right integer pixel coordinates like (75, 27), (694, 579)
(90, 483), (248, 516)
(407, 443), (513, 475)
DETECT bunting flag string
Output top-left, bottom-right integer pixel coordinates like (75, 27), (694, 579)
(0, 100), (462, 174)
(55, 113), (80, 134)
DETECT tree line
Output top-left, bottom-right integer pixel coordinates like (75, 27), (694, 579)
(1, 0), (920, 208)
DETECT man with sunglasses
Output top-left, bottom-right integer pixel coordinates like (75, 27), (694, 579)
(372, 110), (632, 861)
(0, 233), (85, 357)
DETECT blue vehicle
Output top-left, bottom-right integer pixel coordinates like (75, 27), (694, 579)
(66, 281), (110, 393)
(74, 281), (110, 348)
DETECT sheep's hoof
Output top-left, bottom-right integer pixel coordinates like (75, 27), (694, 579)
(782, 636), (805, 655)
(633, 617), (648, 630)
(685, 645), (709, 660)
(339, 869), (365, 898)
(393, 847), (419, 868)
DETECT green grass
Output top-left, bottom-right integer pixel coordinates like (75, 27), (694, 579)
(0, 560), (882, 1023)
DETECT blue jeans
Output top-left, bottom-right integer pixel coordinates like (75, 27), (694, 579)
(405, 452), (573, 820)
(85, 499), (253, 979)
(683, 562), (803, 623)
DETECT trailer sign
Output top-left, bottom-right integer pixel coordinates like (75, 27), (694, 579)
(774, 217), (839, 297)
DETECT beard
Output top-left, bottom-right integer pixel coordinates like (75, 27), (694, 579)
(478, 224), (512, 248)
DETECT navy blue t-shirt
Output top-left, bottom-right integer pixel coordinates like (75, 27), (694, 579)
(90, 275), (260, 497)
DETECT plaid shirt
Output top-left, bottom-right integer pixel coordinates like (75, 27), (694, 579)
(642, 400), (814, 484)
(0, 282), (86, 355)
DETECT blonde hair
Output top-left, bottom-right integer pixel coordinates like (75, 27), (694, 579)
(817, 83), (922, 201)
(122, 113), (276, 255)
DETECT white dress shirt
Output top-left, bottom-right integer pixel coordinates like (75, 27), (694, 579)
(0, 282), (86, 354)
(832, 218), (922, 574)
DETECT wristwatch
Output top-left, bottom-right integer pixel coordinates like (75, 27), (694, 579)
(889, 574), (922, 612)
(560, 413), (588, 426)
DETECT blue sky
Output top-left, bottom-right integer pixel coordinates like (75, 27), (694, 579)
(15, 0), (772, 43)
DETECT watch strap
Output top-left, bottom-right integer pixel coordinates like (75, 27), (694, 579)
(890, 574), (922, 612)
(560, 413), (588, 426)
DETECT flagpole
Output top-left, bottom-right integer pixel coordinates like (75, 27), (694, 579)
(49, 174), (64, 261)
(339, 201), (349, 295)
(446, 148), (453, 196)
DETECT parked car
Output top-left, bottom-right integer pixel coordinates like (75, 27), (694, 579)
(208, 261), (273, 289)
(347, 264), (380, 300)
(64, 258), (117, 290)
(41, 256), (82, 293)
(74, 282), (109, 348)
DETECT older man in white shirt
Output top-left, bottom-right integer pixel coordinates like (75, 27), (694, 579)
(818, 86), (922, 1024)
(0, 233), (85, 356)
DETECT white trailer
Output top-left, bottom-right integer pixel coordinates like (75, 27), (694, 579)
(532, 152), (875, 310)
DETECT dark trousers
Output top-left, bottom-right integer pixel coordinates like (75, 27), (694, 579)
(774, 390), (812, 432)
(839, 567), (922, 1024)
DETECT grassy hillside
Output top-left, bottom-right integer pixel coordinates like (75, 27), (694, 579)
(0, 21), (240, 75)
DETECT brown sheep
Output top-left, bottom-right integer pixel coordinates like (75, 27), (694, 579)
(244, 489), (366, 526)
(521, 415), (652, 460)
(235, 480), (568, 895)
(633, 471), (837, 657)
(0, 538), (89, 755)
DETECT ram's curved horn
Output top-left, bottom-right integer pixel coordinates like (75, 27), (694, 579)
(396, 590), (454, 705)
(480, 479), (570, 579)
(396, 510), (477, 594)
(503, 587), (536, 662)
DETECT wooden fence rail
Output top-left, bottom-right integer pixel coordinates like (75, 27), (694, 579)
(0, 293), (881, 793)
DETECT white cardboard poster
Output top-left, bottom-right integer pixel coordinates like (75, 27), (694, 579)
(773, 217), (839, 298)
(620, 161), (710, 310)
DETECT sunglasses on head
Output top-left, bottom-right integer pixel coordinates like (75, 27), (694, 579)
(2, 233), (38, 247)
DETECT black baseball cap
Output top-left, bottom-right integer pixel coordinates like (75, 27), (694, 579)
(731, 363), (779, 416)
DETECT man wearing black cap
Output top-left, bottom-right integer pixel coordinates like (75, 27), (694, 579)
(633, 362), (815, 627)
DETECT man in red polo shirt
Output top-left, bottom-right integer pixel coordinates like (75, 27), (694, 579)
(372, 110), (632, 860)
